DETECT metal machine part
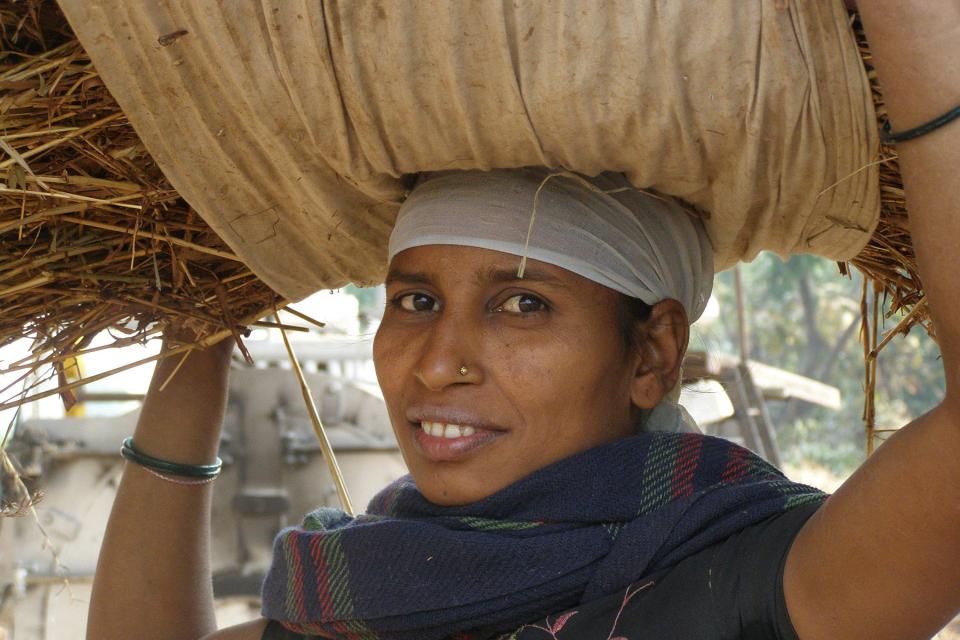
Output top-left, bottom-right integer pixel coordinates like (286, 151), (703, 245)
(0, 337), (406, 640)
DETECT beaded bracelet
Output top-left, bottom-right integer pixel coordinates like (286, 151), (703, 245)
(120, 437), (222, 479)
(882, 103), (960, 144)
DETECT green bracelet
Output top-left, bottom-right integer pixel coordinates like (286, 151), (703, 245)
(120, 437), (222, 479)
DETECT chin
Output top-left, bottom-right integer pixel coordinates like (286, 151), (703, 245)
(397, 426), (518, 505)
(422, 489), (473, 507)
(413, 466), (507, 506)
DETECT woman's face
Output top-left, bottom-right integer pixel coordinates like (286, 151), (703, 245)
(374, 244), (662, 506)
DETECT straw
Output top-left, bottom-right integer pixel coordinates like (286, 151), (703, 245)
(0, 2), (281, 413)
(839, 14), (934, 451)
(275, 308), (355, 515)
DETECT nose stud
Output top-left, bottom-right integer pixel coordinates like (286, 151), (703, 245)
(458, 365), (469, 376)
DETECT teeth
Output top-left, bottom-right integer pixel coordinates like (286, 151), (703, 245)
(443, 424), (460, 438)
(422, 421), (444, 437)
(421, 421), (478, 438)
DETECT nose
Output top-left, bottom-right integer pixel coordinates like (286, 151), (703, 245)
(414, 310), (483, 390)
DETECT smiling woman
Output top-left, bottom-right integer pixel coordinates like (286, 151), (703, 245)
(378, 246), (664, 505)
(254, 170), (827, 640)
(86, 3), (960, 636)
(370, 168), (708, 507)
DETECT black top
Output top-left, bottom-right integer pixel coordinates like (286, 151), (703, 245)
(263, 502), (819, 640)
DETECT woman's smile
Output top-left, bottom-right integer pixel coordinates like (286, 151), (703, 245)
(412, 421), (505, 461)
(406, 405), (509, 461)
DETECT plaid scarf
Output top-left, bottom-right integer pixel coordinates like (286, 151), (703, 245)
(261, 410), (824, 640)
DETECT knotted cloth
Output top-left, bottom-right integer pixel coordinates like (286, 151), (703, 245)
(261, 405), (825, 639)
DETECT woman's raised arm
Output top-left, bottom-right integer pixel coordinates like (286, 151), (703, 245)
(784, 2), (960, 638)
(86, 334), (264, 640)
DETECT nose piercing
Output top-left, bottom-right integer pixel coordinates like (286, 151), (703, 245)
(458, 365), (469, 376)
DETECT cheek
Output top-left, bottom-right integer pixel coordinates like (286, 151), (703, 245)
(484, 325), (552, 379)
(500, 327), (630, 421)
(501, 325), (615, 381)
(372, 322), (407, 392)
(373, 324), (421, 450)
(487, 329), (579, 414)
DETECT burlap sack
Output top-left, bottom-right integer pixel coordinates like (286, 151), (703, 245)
(58, 0), (879, 301)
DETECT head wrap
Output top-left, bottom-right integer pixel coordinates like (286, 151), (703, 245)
(388, 167), (714, 322)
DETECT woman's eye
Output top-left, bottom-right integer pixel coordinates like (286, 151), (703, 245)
(499, 294), (546, 314)
(398, 293), (439, 312)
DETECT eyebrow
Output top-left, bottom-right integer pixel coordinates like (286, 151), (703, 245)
(384, 265), (565, 287)
(385, 268), (432, 286)
(479, 265), (564, 287)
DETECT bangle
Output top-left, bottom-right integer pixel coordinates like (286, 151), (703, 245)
(140, 466), (219, 486)
(120, 437), (222, 479)
(881, 103), (960, 144)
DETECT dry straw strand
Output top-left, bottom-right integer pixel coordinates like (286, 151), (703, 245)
(840, 14), (934, 452)
(0, 1), (281, 415)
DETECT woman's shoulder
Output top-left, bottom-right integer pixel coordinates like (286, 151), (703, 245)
(499, 502), (821, 640)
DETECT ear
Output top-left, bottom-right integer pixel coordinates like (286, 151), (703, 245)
(629, 299), (689, 410)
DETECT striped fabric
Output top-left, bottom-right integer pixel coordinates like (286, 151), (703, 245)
(261, 405), (825, 640)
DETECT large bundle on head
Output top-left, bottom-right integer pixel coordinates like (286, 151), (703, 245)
(55, 0), (881, 298)
(1, 1), (923, 427)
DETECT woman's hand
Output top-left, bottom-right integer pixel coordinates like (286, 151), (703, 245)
(783, 2), (960, 638)
(86, 332), (235, 640)
(131, 329), (235, 464)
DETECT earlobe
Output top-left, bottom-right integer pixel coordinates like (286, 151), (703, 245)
(630, 369), (663, 410)
(628, 299), (689, 410)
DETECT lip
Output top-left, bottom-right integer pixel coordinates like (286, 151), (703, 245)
(412, 426), (504, 461)
(406, 406), (507, 462)
(406, 407), (507, 432)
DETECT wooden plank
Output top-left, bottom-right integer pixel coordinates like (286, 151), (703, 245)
(739, 363), (783, 467)
(744, 360), (842, 410)
(683, 351), (841, 410)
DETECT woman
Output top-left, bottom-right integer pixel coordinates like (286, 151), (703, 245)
(87, 3), (960, 639)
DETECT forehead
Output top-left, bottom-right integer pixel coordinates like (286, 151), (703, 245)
(385, 245), (603, 293)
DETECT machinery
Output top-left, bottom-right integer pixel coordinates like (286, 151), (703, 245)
(0, 335), (406, 639)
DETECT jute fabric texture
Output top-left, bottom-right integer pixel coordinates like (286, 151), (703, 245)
(59, 1), (879, 300)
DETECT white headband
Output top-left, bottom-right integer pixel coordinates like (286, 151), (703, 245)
(388, 168), (714, 322)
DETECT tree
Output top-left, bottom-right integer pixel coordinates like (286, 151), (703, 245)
(697, 253), (945, 476)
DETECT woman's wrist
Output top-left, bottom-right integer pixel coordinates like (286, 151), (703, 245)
(859, 1), (960, 126)
(131, 337), (234, 466)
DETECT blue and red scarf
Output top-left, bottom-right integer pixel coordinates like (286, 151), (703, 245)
(261, 407), (825, 640)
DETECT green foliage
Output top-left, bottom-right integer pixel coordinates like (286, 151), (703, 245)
(344, 284), (385, 333)
(343, 284), (381, 314)
(695, 253), (945, 477)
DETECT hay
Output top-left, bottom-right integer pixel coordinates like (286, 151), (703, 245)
(0, 3), (932, 449)
(839, 14), (934, 452)
(0, 1), (282, 412)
